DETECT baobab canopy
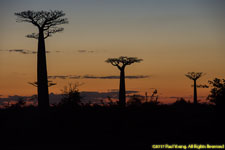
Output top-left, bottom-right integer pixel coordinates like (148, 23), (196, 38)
(15, 10), (68, 39)
(185, 72), (203, 80)
(106, 56), (143, 70)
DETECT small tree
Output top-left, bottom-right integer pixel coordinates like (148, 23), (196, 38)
(15, 10), (68, 111)
(16, 97), (26, 107)
(10, 97), (26, 109)
(207, 78), (225, 108)
(59, 83), (82, 108)
(105, 56), (143, 107)
(150, 89), (158, 102)
(174, 97), (188, 105)
(185, 72), (203, 104)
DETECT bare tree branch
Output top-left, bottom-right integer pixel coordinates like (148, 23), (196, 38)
(191, 84), (209, 88)
(28, 80), (56, 87)
(44, 27), (64, 39)
(26, 33), (39, 39)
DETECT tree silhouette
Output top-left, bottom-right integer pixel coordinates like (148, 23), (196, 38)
(185, 72), (203, 104)
(15, 10), (68, 111)
(207, 78), (225, 108)
(106, 56), (143, 107)
(59, 83), (82, 108)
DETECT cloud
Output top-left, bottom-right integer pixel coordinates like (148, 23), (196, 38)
(1, 49), (101, 55)
(48, 75), (70, 79)
(9, 49), (37, 54)
(48, 75), (149, 80)
(0, 49), (61, 54)
(0, 49), (51, 54)
(69, 75), (81, 79)
(83, 75), (149, 79)
(0, 90), (139, 107)
(77, 50), (95, 53)
(168, 96), (206, 99)
(107, 89), (139, 94)
(80, 90), (139, 103)
(107, 89), (119, 92)
(0, 95), (38, 107)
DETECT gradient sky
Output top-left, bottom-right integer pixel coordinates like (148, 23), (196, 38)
(0, 0), (225, 103)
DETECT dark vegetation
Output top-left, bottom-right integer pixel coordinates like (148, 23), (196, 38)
(1, 79), (225, 149)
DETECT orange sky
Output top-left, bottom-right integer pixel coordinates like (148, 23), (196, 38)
(0, 0), (225, 103)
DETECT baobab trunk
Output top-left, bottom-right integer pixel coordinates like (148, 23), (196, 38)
(37, 28), (49, 111)
(15, 10), (68, 111)
(119, 68), (126, 107)
(193, 79), (197, 104)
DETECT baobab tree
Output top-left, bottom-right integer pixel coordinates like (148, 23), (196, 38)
(106, 56), (143, 107)
(185, 72), (203, 104)
(15, 10), (68, 111)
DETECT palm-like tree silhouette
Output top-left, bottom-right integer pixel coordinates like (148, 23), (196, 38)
(185, 72), (203, 104)
(106, 56), (143, 107)
(15, 10), (68, 111)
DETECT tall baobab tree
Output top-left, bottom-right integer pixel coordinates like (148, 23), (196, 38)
(106, 56), (143, 107)
(15, 10), (68, 111)
(185, 72), (203, 104)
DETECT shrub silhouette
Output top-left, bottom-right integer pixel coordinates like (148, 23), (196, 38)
(15, 10), (68, 112)
(173, 97), (189, 105)
(10, 97), (26, 109)
(105, 56), (143, 107)
(127, 94), (144, 106)
(59, 83), (82, 109)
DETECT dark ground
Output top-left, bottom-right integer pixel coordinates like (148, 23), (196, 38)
(0, 103), (224, 150)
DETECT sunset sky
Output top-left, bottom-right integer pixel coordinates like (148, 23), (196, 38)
(0, 0), (225, 103)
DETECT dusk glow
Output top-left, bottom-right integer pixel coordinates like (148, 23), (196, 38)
(1, 0), (225, 104)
